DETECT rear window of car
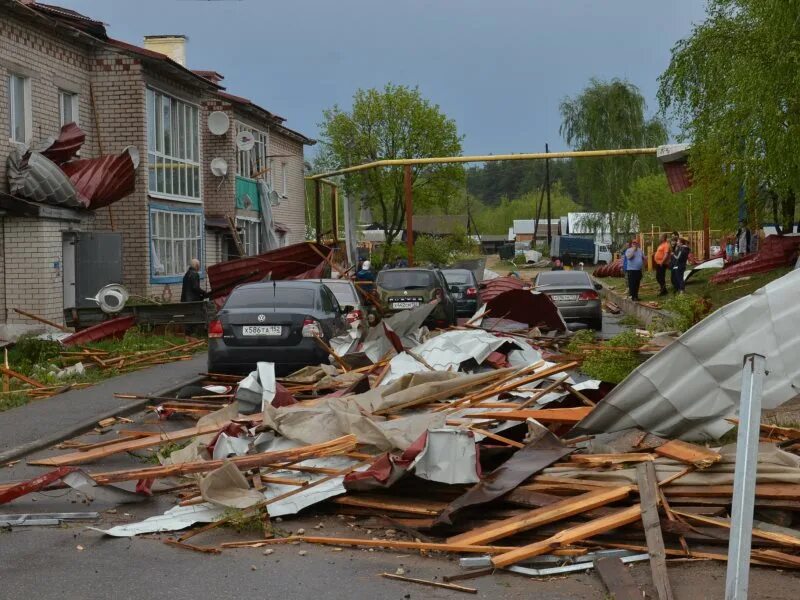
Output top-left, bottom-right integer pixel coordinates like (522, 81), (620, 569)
(225, 286), (316, 309)
(322, 282), (358, 305)
(377, 270), (435, 289)
(536, 272), (590, 286)
(442, 270), (472, 285)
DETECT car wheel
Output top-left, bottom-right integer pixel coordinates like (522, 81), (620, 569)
(590, 318), (603, 331)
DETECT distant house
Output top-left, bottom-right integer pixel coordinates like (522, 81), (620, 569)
(564, 212), (638, 245)
(470, 234), (508, 254)
(512, 219), (561, 243)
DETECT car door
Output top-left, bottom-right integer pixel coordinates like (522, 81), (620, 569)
(435, 270), (456, 320)
(321, 285), (347, 337)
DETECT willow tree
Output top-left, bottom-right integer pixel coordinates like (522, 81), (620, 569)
(317, 84), (464, 261)
(659, 0), (800, 233)
(560, 78), (667, 248)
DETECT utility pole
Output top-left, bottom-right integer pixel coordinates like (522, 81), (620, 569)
(545, 143), (552, 247)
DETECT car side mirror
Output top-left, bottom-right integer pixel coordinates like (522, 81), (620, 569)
(449, 285), (459, 294)
(594, 283), (602, 290)
(341, 305), (354, 314)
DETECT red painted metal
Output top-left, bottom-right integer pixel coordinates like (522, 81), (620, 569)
(663, 161), (693, 193)
(61, 151), (136, 209)
(40, 123), (85, 165)
(207, 242), (332, 299)
(61, 315), (136, 347)
(478, 276), (527, 303)
(711, 235), (800, 284)
(593, 258), (624, 277)
(485, 288), (566, 331)
(0, 466), (76, 504)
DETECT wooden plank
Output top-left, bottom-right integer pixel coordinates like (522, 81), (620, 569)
(463, 407), (593, 423)
(662, 484), (800, 499)
(380, 573), (477, 594)
(447, 486), (632, 546)
(491, 504), (642, 568)
(570, 453), (655, 465)
(636, 461), (674, 600)
(468, 426), (524, 449)
(672, 510), (800, 548)
(27, 421), (234, 466)
(332, 495), (448, 516)
(654, 439), (722, 468)
(595, 556), (642, 600)
(257, 534), (519, 554)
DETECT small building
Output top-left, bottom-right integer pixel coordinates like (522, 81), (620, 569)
(564, 212), (638, 246)
(511, 219), (561, 244)
(470, 234), (508, 254)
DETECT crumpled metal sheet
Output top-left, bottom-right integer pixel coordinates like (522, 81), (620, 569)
(93, 503), (226, 537)
(434, 427), (572, 525)
(358, 303), (435, 363)
(199, 460), (264, 509)
(411, 429), (481, 485)
(485, 288), (567, 331)
(60, 149), (136, 209)
(573, 269), (800, 440)
(7, 147), (85, 207)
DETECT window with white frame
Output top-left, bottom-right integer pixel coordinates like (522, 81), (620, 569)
(235, 122), (269, 179)
(236, 217), (261, 256)
(150, 207), (203, 279)
(281, 162), (288, 197)
(59, 90), (79, 127)
(146, 88), (200, 201)
(8, 74), (31, 143)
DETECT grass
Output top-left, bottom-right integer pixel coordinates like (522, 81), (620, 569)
(567, 330), (647, 384)
(0, 327), (206, 413)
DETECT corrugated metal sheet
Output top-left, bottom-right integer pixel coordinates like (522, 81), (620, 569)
(711, 235), (800, 284)
(60, 150), (136, 209)
(40, 123), (85, 164)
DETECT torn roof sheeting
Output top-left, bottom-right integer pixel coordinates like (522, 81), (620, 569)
(573, 269), (800, 441)
(485, 288), (567, 331)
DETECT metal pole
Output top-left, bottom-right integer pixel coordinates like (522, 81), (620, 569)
(725, 353), (767, 600)
(331, 185), (339, 244)
(314, 180), (322, 244)
(545, 143), (552, 247)
(404, 164), (414, 266)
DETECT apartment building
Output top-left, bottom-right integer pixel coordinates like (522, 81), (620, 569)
(0, 1), (313, 332)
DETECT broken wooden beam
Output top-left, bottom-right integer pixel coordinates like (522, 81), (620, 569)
(636, 461), (674, 600)
(654, 439), (722, 469)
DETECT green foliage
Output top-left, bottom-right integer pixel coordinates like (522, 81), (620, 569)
(577, 330), (645, 384)
(414, 227), (479, 266)
(317, 84), (464, 261)
(6, 336), (62, 374)
(560, 78), (668, 248)
(565, 329), (596, 353)
(465, 158), (581, 207)
(658, 0), (800, 233)
(86, 327), (187, 354)
(626, 174), (705, 233)
(470, 182), (580, 235)
(660, 294), (710, 332)
(222, 507), (271, 535)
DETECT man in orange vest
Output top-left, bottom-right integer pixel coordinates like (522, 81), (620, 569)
(654, 233), (671, 297)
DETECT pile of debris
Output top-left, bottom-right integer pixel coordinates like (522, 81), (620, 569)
(2, 270), (800, 596)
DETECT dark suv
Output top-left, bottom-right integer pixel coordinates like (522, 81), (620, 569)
(375, 268), (456, 327)
(208, 281), (350, 375)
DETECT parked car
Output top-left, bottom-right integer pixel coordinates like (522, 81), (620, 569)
(208, 281), (350, 375)
(440, 268), (480, 317)
(534, 270), (603, 330)
(312, 278), (369, 337)
(375, 268), (456, 327)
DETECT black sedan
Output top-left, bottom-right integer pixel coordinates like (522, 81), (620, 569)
(534, 270), (603, 330)
(441, 268), (480, 317)
(208, 281), (351, 375)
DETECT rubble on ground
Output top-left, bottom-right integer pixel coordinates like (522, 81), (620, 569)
(2, 269), (800, 597)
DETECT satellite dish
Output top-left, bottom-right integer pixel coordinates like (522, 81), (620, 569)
(87, 284), (129, 314)
(123, 146), (140, 169)
(235, 130), (255, 151)
(210, 157), (228, 177)
(269, 189), (281, 206)
(208, 111), (230, 135)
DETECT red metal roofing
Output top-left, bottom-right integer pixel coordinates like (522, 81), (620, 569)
(710, 235), (800, 284)
(40, 123), (84, 164)
(60, 150), (136, 210)
(62, 315), (136, 346)
(478, 276), (528, 303)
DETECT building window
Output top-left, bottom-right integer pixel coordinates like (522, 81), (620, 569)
(59, 90), (79, 126)
(235, 122), (269, 179)
(8, 74), (31, 143)
(281, 162), (288, 197)
(149, 206), (203, 281)
(236, 217), (261, 256)
(146, 88), (200, 201)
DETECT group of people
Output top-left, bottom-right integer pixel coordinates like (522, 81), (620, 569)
(623, 232), (691, 301)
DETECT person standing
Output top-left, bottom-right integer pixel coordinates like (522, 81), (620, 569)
(654, 233), (671, 296)
(671, 238), (691, 293)
(625, 240), (644, 301)
(621, 241), (631, 297)
(355, 260), (376, 295)
(736, 221), (751, 257)
(181, 258), (207, 303)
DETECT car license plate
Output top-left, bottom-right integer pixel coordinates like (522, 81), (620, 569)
(242, 325), (282, 336)
(553, 294), (579, 302)
(392, 301), (419, 310)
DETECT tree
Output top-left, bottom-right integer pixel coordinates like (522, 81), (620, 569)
(560, 78), (668, 247)
(658, 0), (800, 233)
(465, 159), (581, 207)
(317, 84), (464, 260)
(626, 174), (705, 234)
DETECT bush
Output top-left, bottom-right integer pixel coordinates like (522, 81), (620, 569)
(413, 227), (479, 266)
(658, 294), (710, 333)
(7, 336), (62, 375)
(578, 330), (645, 384)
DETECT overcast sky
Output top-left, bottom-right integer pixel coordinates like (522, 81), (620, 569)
(62, 0), (707, 156)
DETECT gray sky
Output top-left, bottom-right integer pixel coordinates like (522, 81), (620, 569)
(62, 0), (707, 156)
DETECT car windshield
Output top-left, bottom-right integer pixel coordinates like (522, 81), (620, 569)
(377, 270), (435, 289)
(322, 281), (359, 306)
(442, 270), (472, 285)
(225, 286), (316, 309)
(536, 272), (590, 287)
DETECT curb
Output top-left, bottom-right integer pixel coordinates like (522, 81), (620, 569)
(0, 375), (205, 465)
(595, 279), (675, 327)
